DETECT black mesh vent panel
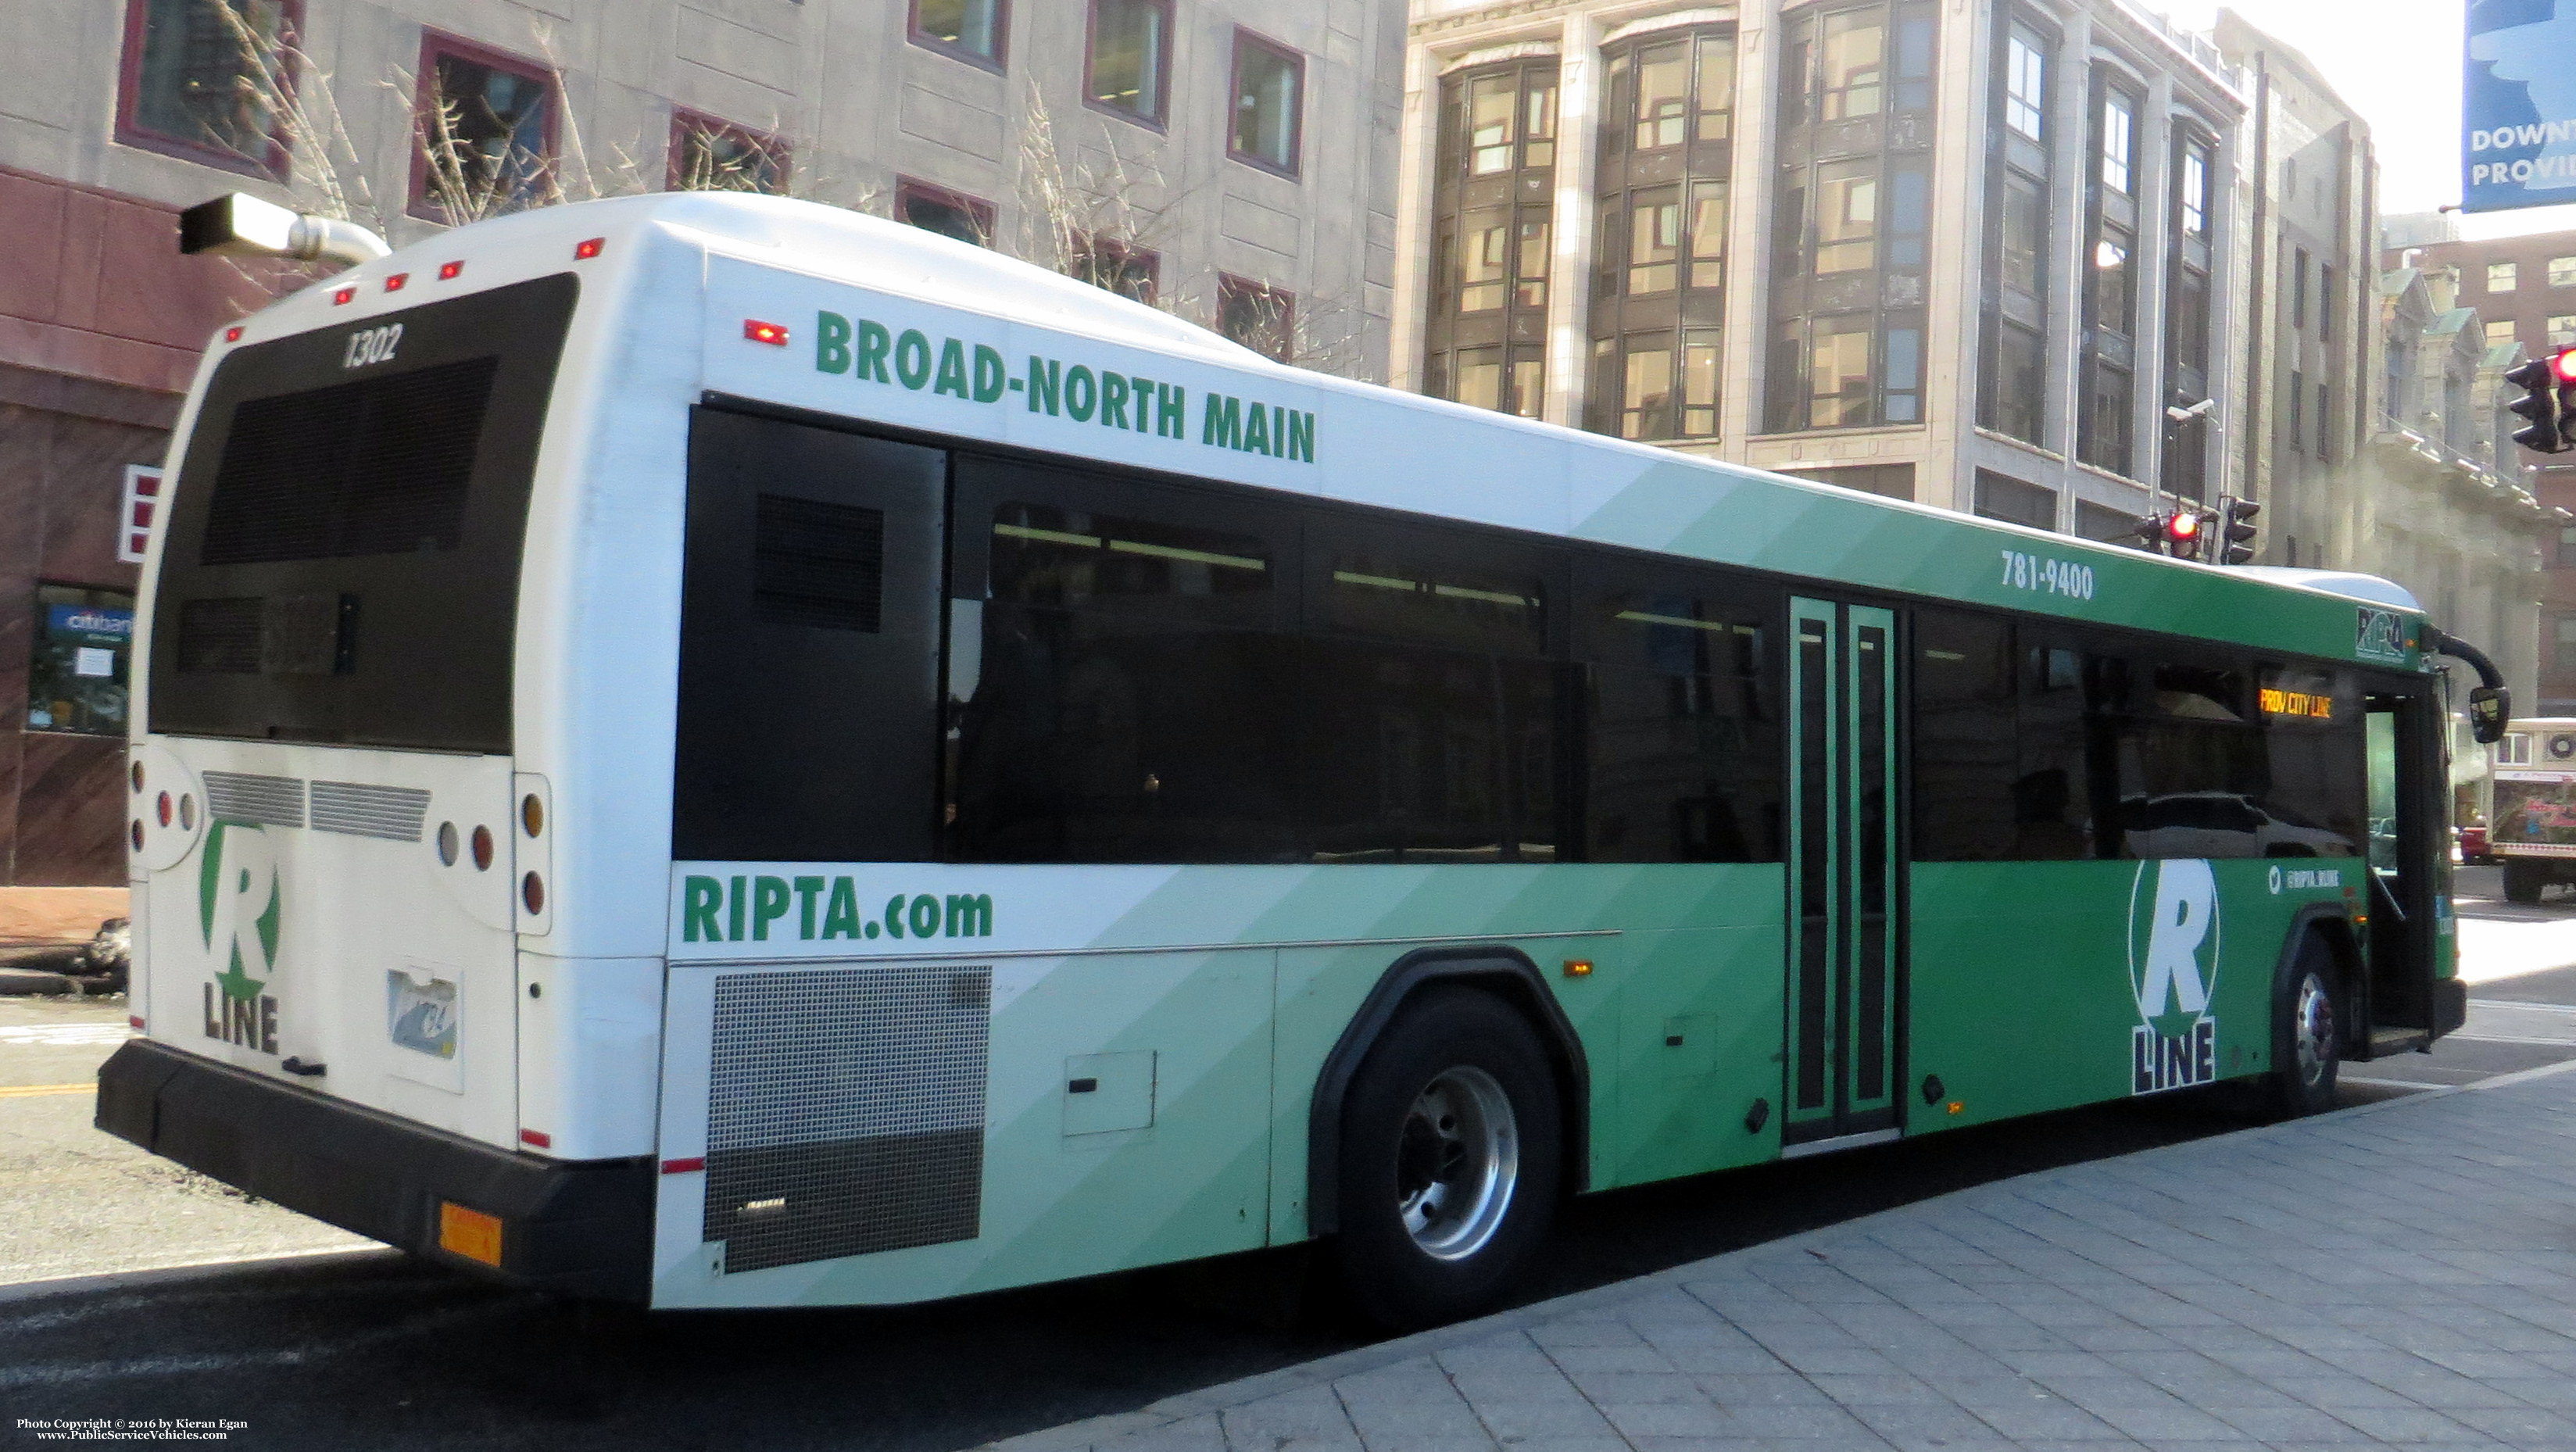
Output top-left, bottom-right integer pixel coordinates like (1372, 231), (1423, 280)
(753, 495), (885, 632)
(175, 597), (264, 674)
(200, 356), (500, 565)
(703, 964), (990, 1274)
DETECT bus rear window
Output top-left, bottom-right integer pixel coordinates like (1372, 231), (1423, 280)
(148, 274), (576, 753)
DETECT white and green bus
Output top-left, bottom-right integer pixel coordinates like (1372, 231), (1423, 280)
(103, 191), (2489, 1327)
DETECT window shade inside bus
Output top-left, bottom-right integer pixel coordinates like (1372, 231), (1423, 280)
(199, 356), (498, 564)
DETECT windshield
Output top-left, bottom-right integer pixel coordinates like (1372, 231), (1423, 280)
(147, 274), (576, 753)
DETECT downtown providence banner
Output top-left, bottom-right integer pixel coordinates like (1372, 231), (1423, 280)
(2467, 0), (2576, 210)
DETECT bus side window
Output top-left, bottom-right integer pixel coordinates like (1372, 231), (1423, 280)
(1911, 607), (2016, 862)
(2014, 641), (2102, 860)
(1580, 564), (1780, 864)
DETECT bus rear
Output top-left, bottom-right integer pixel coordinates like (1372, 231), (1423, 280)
(2492, 718), (2576, 903)
(97, 219), (667, 1297)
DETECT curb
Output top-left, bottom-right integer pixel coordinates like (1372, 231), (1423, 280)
(975, 1053), (2576, 1452)
(0, 968), (84, 996)
(0, 1245), (397, 1306)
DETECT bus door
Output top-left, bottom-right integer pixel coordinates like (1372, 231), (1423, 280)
(2360, 681), (2441, 1052)
(1782, 598), (1902, 1150)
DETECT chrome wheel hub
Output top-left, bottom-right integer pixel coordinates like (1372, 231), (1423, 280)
(2292, 971), (2336, 1089)
(1394, 1065), (1519, 1261)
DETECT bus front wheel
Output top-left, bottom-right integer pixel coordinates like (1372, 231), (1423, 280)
(1332, 987), (1562, 1330)
(2268, 936), (2342, 1118)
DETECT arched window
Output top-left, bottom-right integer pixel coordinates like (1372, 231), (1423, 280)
(1585, 27), (1736, 442)
(1425, 58), (1559, 419)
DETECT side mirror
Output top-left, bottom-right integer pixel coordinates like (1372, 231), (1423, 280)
(2470, 685), (2510, 745)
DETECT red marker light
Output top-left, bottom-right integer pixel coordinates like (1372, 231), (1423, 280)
(128, 1015), (145, 1031)
(660, 1157), (707, 1175)
(2553, 349), (2576, 384)
(743, 319), (790, 345)
(520, 1128), (553, 1149)
(331, 286), (356, 305)
(384, 273), (408, 292)
(438, 260), (464, 280)
(224, 325), (244, 342)
(574, 238), (604, 259)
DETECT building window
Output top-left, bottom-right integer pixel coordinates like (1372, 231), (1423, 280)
(1972, 469), (2055, 531)
(2553, 256), (2576, 288)
(1071, 234), (1157, 303)
(2073, 499), (2137, 541)
(2316, 381), (2331, 460)
(896, 177), (995, 247)
(2098, 91), (2133, 195)
(1087, 0), (1170, 126)
(1228, 30), (1304, 177)
(2288, 367), (2304, 453)
(1767, 0), (1935, 434)
(2077, 73), (2141, 477)
(412, 34), (556, 221)
(2319, 264), (2334, 342)
(668, 112), (789, 194)
(2291, 246), (2308, 331)
(2557, 617), (2576, 673)
(1428, 58), (1557, 420)
(1978, 16), (2049, 445)
(1587, 27), (1733, 441)
(2559, 524), (2576, 567)
(911, 0), (1007, 69)
(1777, 463), (1915, 499)
(2162, 130), (2216, 500)
(27, 587), (135, 738)
(2491, 319), (2523, 347)
(117, 0), (299, 174)
(2553, 315), (2576, 347)
(1218, 274), (1294, 363)
(2491, 261), (2520, 292)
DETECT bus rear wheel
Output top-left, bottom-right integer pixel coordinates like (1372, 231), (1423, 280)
(2268, 936), (2342, 1118)
(1332, 987), (1562, 1331)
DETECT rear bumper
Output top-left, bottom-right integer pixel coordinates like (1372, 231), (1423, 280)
(2435, 976), (2468, 1039)
(96, 1039), (653, 1302)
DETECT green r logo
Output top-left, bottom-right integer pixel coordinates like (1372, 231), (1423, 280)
(199, 821), (281, 1004)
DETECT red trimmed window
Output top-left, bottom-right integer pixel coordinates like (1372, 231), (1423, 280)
(1086, 0), (1172, 126)
(1073, 234), (1159, 304)
(1217, 274), (1294, 363)
(410, 33), (558, 223)
(896, 178), (996, 248)
(669, 112), (790, 195)
(911, 0), (1008, 70)
(116, 0), (301, 177)
(1228, 29), (1304, 178)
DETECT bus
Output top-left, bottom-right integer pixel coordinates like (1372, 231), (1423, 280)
(101, 191), (2482, 1328)
(2488, 718), (2576, 903)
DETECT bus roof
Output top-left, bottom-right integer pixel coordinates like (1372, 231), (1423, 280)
(212, 191), (2434, 672)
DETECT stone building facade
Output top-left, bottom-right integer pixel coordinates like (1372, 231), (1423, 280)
(0, 0), (1404, 889)
(1393, 0), (2251, 535)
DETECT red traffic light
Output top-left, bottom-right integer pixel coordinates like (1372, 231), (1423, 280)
(2166, 512), (2201, 542)
(2553, 348), (2576, 384)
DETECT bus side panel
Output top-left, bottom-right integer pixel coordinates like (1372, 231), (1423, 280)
(1909, 857), (2356, 1129)
(1607, 919), (1787, 1189)
(649, 946), (1273, 1308)
(511, 953), (663, 1161)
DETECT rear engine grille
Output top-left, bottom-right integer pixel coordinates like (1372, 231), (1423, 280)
(703, 964), (992, 1274)
(202, 771), (305, 829)
(309, 781), (429, 842)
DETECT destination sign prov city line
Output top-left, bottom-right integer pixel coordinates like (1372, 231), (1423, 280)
(805, 310), (1318, 463)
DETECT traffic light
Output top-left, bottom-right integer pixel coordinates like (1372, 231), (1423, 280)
(2130, 510), (2209, 559)
(2215, 495), (2260, 565)
(2508, 352), (2574, 454)
(2557, 348), (2576, 442)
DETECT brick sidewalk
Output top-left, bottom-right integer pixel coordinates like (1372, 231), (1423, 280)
(994, 1066), (2576, 1452)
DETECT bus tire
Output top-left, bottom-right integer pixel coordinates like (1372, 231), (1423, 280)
(1331, 986), (1562, 1331)
(2268, 935), (2342, 1118)
(2504, 860), (2546, 905)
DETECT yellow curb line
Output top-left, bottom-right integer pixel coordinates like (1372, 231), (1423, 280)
(0, 1083), (89, 1098)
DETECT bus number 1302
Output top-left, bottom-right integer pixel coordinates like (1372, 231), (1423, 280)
(2000, 549), (2097, 601)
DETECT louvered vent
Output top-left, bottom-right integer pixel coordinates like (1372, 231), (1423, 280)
(309, 781), (429, 842)
(200, 356), (499, 566)
(704, 964), (990, 1274)
(753, 495), (884, 632)
(202, 771), (306, 829)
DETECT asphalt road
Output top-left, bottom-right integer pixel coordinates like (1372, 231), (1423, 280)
(5, 868), (2574, 1452)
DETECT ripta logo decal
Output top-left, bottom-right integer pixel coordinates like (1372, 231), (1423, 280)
(2127, 858), (2219, 1095)
(199, 821), (281, 1056)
